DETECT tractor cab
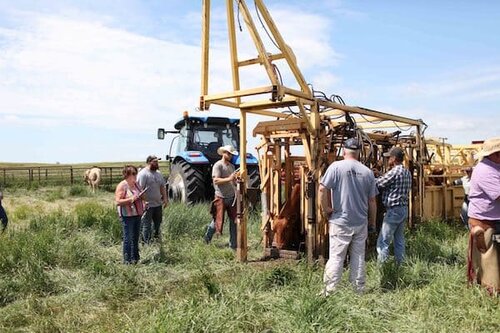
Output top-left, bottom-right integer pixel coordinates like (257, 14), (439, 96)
(173, 116), (240, 165)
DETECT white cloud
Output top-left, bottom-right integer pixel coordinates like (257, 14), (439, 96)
(0, 15), (204, 131)
(400, 68), (500, 100)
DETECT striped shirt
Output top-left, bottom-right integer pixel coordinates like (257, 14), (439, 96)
(376, 164), (412, 208)
(118, 181), (145, 217)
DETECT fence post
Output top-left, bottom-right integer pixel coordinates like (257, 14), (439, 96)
(38, 167), (41, 183)
(28, 169), (32, 186)
(3, 169), (5, 187)
(110, 168), (113, 185)
(70, 167), (74, 185)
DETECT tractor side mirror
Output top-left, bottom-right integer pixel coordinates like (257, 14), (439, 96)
(157, 128), (165, 140)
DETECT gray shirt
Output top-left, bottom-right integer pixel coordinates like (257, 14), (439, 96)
(212, 160), (235, 198)
(320, 159), (378, 227)
(137, 168), (166, 208)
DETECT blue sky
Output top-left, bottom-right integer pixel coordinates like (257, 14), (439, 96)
(0, 0), (499, 163)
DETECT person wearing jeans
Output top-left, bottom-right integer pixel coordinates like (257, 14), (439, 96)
(376, 205), (408, 263)
(115, 165), (145, 264)
(375, 147), (412, 264)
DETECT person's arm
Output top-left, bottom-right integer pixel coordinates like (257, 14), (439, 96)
(213, 174), (235, 185)
(115, 183), (137, 206)
(212, 163), (236, 185)
(319, 184), (333, 217)
(368, 196), (377, 229)
(160, 181), (168, 207)
(478, 173), (500, 202)
(376, 168), (396, 189)
(137, 171), (146, 190)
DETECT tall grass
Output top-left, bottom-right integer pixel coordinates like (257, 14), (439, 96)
(0, 191), (498, 332)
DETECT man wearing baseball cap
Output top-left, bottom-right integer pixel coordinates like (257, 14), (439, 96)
(137, 155), (168, 243)
(376, 147), (412, 264)
(319, 138), (378, 295)
(204, 145), (239, 249)
(467, 137), (500, 291)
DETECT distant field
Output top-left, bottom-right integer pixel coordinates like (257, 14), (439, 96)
(0, 161), (170, 188)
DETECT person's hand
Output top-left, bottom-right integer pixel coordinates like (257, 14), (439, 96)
(372, 168), (380, 177)
(229, 172), (236, 181)
(130, 194), (139, 203)
(163, 199), (168, 208)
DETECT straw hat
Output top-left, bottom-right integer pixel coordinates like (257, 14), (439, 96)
(217, 145), (239, 156)
(477, 137), (500, 160)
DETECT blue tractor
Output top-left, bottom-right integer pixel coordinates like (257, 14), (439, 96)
(157, 114), (260, 205)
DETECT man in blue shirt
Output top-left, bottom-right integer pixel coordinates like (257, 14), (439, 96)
(375, 147), (412, 264)
(319, 138), (378, 295)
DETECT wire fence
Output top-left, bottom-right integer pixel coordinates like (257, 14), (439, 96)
(0, 166), (126, 188)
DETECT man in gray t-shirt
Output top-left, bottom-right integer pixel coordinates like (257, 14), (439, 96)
(319, 138), (378, 295)
(204, 145), (238, 249)
(137, 155), (167, 243)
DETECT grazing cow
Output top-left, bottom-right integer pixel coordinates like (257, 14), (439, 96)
(272, 183), (303, 249)
(84, 167), (101, 193)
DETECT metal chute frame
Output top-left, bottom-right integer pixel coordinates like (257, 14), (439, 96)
(199, 0), (426, 262)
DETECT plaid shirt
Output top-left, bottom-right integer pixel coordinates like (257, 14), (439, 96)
(376, 164), (412, 208)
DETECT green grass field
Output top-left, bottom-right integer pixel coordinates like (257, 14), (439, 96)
(0, 186), (498, 332)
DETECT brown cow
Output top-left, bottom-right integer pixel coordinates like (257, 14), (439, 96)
(272, 183), (303, 249)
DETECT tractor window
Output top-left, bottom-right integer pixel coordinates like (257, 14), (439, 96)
(192, 127), (239, 151)
(222, 129), (238, 148)
(177, 128), (187, 153)
(195, 129), (218, 144)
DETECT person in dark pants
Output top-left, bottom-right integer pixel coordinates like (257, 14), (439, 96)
(204, 145), (238, 249)
(115, 165), (145, 264)
(137, 155), (168, 244)
(0, 191), (8, 232)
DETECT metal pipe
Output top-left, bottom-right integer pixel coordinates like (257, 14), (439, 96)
(306, 175), (316, 224)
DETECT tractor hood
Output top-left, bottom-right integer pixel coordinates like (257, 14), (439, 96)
(232, 153), (259, 166)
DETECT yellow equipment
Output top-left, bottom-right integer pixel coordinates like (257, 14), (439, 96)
(198, 0), (467, 262)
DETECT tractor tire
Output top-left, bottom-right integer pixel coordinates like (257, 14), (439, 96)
(246, 165), (261, 209)
(247, 165), (261, 189)
(168, 160), (207, 205)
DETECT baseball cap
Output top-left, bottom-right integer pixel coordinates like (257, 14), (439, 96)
(146, 155), (161, 163)
(344, 138), (361, 150)
(383, 147), (405, 161)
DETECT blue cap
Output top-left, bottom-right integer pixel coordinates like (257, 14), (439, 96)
(344, 138), (361, 150)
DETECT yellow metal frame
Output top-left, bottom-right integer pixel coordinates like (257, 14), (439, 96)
(200, 0), (426, 262)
